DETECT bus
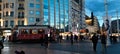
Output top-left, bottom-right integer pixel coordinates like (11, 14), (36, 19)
(9, 25), (55, 42)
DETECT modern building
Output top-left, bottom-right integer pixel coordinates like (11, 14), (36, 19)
(111, 19), (120, 33)
(69, 0), (86, 32)
(0, 0), (86, 33)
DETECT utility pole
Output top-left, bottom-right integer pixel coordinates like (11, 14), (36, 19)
(116, 10), (119, 42)
(54, 0), (56, 28)
(63, 0), (65, 32)
(58, 0), (61, 31)
(104, 0), (110, 45)
(48, 0), (50, 26)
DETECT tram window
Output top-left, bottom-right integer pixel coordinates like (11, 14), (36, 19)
(29, 29), (32, 34)
(38, 29), (45, 34)
(32, 30), (38, 34)
(21, 29), (28, 34)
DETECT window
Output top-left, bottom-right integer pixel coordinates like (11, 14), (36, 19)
(36, 0), (40, 2)
(5, 20), (8, 27)
(22, 21), (24, 25)
(18, 20), (24, 25)
(10, 11), (14, 17)
(36, 18), (40, 22)
(22, 12), (24, 17)
(29, 17), (34, 22)
(19, 4), (24, 7)
(18, 12), (24, 18)
(44, 4), (48, 9)
(0, 22), (1, 27)
(6, 11), (8, 16)
(3, 4), (5, 9)
(0, 13), (1, 19)
(29, 3), (34, 7)
(10, 20), (14, 27)
(29, 10), (34, 14)
(10, 3), (14, 8)
(18, 20), (20, 25)
(6, 3), (9, 8)
(36, 4), (40, 8)
(0, 5), (1, 10)
(36, 11), (40, 15)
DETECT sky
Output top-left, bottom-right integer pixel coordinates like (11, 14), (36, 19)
(85, 0), (120, 26)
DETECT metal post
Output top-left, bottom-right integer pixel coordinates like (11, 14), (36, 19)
(58, 0), (61, 30)
(48, 0), (50, 26)
(63, 0), (65, 32)
(104, 0), (110, 45)
(54, 0), (56, 28)
(116, 10), (119, 42)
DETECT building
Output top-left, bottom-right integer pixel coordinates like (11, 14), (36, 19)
(111, 19), (120, 33)
(0, 0), (43, 28)
(69, 0), (86, 32)
(85, 13), (100, 33)
(0, 0), (86, 33)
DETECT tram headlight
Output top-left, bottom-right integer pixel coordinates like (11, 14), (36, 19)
(48, 34), (50, 37)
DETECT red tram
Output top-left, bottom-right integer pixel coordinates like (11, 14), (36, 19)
(9, 25), (54, 42)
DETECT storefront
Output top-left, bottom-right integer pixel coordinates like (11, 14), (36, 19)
(0, 28), (12, 37)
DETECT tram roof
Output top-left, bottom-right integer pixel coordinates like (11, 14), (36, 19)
(0, 28), (11, 30)
(14, 25), (52, 29)
(16, 25), (51, 27)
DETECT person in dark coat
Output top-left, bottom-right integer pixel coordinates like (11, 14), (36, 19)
(100, 33), (107, 53)
(0, 40), (4, 54)
(70, 33), (74, 45)
(91, 33), (98, 52)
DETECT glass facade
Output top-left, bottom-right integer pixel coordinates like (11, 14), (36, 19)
(43, 0), (69, 29)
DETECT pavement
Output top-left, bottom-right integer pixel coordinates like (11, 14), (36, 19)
(1, 40), (120, 54)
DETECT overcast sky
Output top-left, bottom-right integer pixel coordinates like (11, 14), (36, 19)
(85, 0), (120, 26)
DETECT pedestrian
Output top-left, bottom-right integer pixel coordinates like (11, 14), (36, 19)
(70, 33), (74, 45)
(15, 50), (21, 54)
(20, 50), (25, 54)
(100, 33), (107, 54)
(66, 35), (69, 40)
(0, 40), (4, 54)
(74, 35), (78, 42)
(91, 33), (98, 52)
(44, 34), (49, 48)
(2, 36), (5, 42)
(15, 50), (25, 54)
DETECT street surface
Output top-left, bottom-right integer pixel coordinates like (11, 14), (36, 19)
(1, 40), (120, 54)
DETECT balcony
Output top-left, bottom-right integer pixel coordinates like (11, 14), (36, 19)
(18, 7), (24, 10)
(18, 0), (25, 2)
(18, 16), (24, 18)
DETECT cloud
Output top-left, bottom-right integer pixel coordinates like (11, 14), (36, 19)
(85, 0), (105, 17)
(85, 0), (120, 26)
(85, 0), (120, 17)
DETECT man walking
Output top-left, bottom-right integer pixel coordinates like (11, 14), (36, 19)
(100, 33), (107, 54)
(0, 40), (4, 54)
(91, 33), (98, 52)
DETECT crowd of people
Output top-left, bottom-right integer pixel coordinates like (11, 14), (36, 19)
(0, 32), (119, 54)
